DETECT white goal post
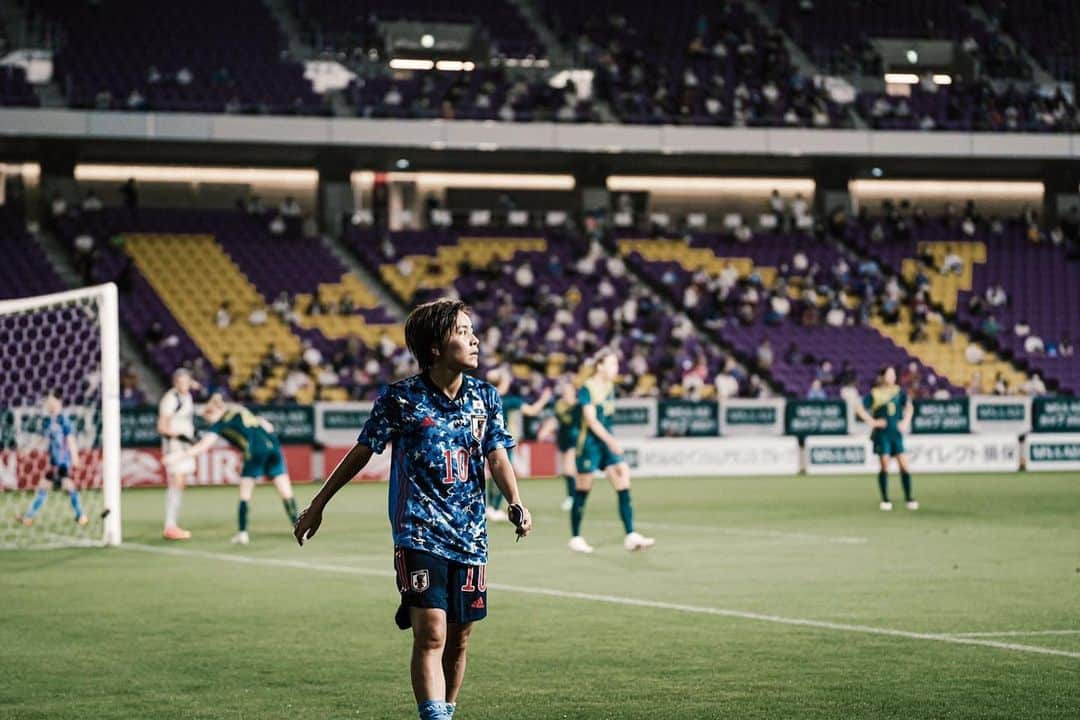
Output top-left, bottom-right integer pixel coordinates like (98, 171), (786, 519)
(0, 283), (121, 548)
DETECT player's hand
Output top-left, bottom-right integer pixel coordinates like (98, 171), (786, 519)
(873, 419), (887, 429)
(293, 505), (323, 546)
(898, 420), (911, 434)
(506, 503), (532, 540)
(608, 439), (623, 455)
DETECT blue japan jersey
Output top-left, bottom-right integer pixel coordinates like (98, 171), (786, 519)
(45, 414), (73, 467)
(358, 373), (515, 565)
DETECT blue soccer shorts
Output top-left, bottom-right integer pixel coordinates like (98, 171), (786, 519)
(394, 547), (487, 625)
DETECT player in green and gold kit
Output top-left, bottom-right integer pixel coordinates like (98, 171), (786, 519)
(855, 365), (917, 511)
(553, 380), (579, 511)
(569, 349), (655, 553)
(173, 394), (299, 543)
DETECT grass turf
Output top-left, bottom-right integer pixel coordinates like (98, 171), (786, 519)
(2, 472), (1078, 719)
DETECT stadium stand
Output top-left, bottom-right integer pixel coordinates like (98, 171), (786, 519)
(31, 0), (325, 114)
(0, 205), (65, 300)
(545, 0), (847, 127)
(51, 207), (403, 403)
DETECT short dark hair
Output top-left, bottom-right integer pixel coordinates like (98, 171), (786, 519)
(405, 298), (469, 371)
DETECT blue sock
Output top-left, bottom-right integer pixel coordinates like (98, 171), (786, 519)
(26, 488), (48, 518)
(417, 700), (448, 720)
(617, 488), (635, 534)
(69, 490), (84, 518)
(445, 702), (456, 717)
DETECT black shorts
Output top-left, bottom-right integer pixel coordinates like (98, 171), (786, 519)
(47, 465), (70, 490)
(394, 548), (487, 626)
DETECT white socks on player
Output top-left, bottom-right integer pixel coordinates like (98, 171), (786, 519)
(164, 485), (183, 528)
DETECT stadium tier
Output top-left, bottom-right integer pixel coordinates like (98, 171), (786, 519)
(53, 208), (403, 402)
(545, 0), (847, 127)
(996, 0), (1080, 82)
(0, 206), (65, 300)
(31, 0), (325, 114)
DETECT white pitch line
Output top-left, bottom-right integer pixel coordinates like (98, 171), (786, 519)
(948, 630), (1080, 638)
(536, 515), (867, 545)
(120, 543), (1080, 661)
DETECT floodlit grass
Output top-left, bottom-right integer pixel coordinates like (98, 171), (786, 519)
(2, 472), (1078, 719)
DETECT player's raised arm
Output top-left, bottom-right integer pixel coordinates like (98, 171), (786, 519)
(293, 441), (374, 546)
(899, 395), (914, 434)
(521, 386), (553, 416)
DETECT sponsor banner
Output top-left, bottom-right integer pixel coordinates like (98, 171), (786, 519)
(1025, 433), (1080, 471)
(249, 405), (315, 444)
(1032, 397), (1080, 433)
(315, 401), (373, 445)
(119, 443), (313, 487)
(657, 400), (719, 437)
(620, 437), (800, 476)
(784, 399), (849, 436)
(0, 449), (103, 490)
(970, 395), (1031, 435)
(911, 398), (970, 434)
(121, 405), (160, 447)
(805, 434), (1021, 474)
(612, 398), (658, 438)
(720, 398), (786, 436)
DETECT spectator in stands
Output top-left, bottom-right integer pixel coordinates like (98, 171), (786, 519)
(280, 196), (302, 218)
(825, 303), (846, 327)
(992, 372), (1010, 396)
(247, 303), (268, 327)
(981, 315), (1001, 340)
(514, 262), (535, 289)
(282, 363), (311, 402)
(1024, 332), (1045, 355)
(176, 66), (194, 86)
(807, 379), (827, 400)
(337, 294), (355, 316)
(49, 192), (67, 220)
(215, 301), (231, 329)
(120, 368), (143, 408)
(1022, 372), (1047, 396)
(967, 294), (987, 317)
(121, 178), (138, 209)
(756, 340), (774, 370)
(218, 354), (235, 383)
(81, 191), (103, 212)
(127, 89), (147, 110)
(965, 341), (985, 365)
(943, 249), (964, 275)
(985, 284), (1008, 308)
(269, 213), (286, 236)
(308, 289), (328, 316)
(1013, 319), (1031, 338)
(939, 322), (956, 344)
(967, 371), (984, 396)
(301, 340), (323, 371)
(1060, 334), (1074, 357)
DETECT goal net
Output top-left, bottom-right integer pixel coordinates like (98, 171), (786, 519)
(0, 284), (121, 548)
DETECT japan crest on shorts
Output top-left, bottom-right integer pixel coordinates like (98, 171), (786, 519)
(409, 569), (430, 593)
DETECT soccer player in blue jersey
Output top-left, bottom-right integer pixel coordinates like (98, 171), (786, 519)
(173, 395), (298, 544)
(854, 365), (918, 511)
(293, 298), (532, 720)
(569, 349), (654, 553)
(16, 391), (87, 526)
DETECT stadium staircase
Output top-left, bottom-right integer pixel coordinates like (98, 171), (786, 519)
(123, 234), (306, 400)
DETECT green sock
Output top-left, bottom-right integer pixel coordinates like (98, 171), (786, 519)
(570, 490), (588, 536)
(283, 497), (298, 524)
(617, 488), (635, 534)
(563, 474), (575, 498)
(238, 500), (249, 532)
(900, 472), (913, 502)
(877, 471), (889, 502)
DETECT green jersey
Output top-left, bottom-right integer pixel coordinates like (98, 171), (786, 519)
(554, 397), (578, 451)
(863, 386), (908, 437)
(208, 406), (277, 459)
(575, 377), (615, 450)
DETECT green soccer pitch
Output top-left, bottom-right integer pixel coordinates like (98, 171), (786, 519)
(2, 472), (1078, 719)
